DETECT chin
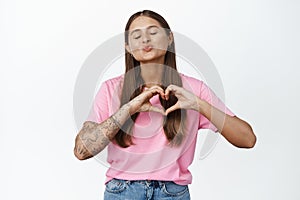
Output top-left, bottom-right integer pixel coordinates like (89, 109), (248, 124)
(135, 53), (165, 63)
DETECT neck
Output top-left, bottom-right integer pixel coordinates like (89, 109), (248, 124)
(140, 63), (164, 87)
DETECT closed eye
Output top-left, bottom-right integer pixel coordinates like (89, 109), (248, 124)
(149, 27), (159, 35)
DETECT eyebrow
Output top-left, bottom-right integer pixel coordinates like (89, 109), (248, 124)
(130, 25), (160, 35)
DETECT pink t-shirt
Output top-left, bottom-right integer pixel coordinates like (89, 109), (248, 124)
(87, 73), (235, 185)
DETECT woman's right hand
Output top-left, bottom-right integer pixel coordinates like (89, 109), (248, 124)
(126, 85), (166, 116)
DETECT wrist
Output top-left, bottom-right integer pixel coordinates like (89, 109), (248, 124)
(196, 97), (210, 114)
(122, 103), (135, 116)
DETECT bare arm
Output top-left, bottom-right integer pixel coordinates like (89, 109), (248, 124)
(164, 84), (256, 148)
(74, 104), (131, 160)
(197, 99), (256, 148)
(74, 85), (166, 160)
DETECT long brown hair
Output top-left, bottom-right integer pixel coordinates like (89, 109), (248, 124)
(115, 10), (186, 147)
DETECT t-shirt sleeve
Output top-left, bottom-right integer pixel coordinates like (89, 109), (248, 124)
(198, 81), (235, 132)
(86, 82), (110, 124)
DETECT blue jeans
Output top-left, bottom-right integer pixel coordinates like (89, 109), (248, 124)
(104, 178), (190, 200)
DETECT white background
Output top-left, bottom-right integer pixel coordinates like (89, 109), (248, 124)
(1, 0), (300, 199)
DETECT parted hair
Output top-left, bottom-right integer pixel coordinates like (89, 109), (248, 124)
(114, 10), (186, 147)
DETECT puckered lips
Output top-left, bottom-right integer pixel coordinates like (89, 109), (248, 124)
(142, 45), (153, 52)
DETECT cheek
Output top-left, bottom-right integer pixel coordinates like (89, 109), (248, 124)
(128, 39), (141, 50)
(153, 36), (169, 49)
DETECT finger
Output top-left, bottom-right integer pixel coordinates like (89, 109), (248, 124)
(142, 88), (160, 99)
(165, 102), (180, 116)
(149, 105), (166, 115)
(165, 85), (177, 100)
(164, 86), (171, 100)
(148, 87), (166, 99)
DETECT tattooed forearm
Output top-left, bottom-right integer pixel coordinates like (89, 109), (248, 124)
(74, 104), (131, 160)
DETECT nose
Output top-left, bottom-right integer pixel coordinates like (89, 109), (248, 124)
(142, 33), (151, 43)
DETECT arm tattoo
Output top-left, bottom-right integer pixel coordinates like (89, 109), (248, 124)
(74, 104), (130, 160)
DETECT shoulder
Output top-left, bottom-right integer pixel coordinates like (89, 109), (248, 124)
(179, 73), (204, 84)
(179, 73), (204, 89)
(101, 74), (124, 90)
(103, 74), (124, 85)
(94, 74), (124, 98)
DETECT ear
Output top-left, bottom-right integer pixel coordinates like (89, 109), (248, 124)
(168, 32), (174, 46)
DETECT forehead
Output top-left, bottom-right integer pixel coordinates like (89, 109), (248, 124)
(129, 16), (162, 31)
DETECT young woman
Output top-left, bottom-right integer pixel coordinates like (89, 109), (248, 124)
(74, 10), (256, 200)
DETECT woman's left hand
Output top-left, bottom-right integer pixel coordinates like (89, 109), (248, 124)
(164, 84), (200, 115)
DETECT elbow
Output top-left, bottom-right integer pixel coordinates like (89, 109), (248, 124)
(245, 132), (256, 148)
(74, 148), (87, 160)
(74, 147), (93, 160)
(232, 134), (256, 149)
(74, 152), (83, 160)
(230, 125), (256, 149)
(226, 116), (257, 149)
(242, 126), (257, 148)
(240, 119), (257, 148)
(73, 136), (93, 160)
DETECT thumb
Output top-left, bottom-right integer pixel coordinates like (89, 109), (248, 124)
(165, 102), (180, 116)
